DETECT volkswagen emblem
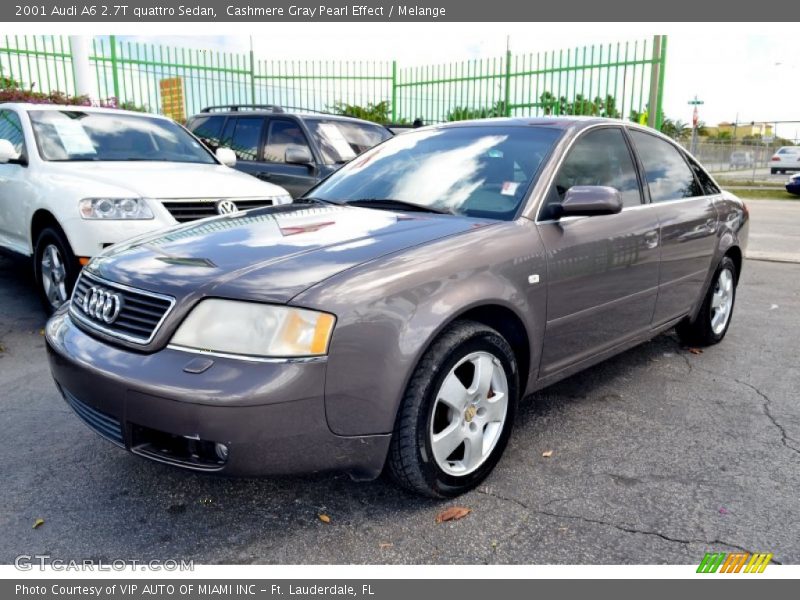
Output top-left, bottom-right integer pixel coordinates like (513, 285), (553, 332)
(82, 287), (123, 324)
(216, 199), (239, 215)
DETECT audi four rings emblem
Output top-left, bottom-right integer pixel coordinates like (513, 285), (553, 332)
(82, 286), (123, 324)
(216, 199), (239, 215)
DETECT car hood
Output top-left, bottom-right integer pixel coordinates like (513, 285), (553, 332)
(45, 161), (287, 198)
(86, 205), (496, 305)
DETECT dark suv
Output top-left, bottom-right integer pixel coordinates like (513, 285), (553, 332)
(187, 105), (393, 198)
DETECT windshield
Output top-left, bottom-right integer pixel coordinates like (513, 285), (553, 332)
(306, 118), (392, 164)
(309, 125), (562, 220)
(28, 110), (217, 163)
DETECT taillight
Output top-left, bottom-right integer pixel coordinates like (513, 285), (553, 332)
(771, 156), (781, 161)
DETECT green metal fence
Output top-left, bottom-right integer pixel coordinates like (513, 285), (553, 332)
(1, 35), (667, 128)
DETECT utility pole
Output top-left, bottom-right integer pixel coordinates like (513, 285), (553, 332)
(688, 95), (704, 154)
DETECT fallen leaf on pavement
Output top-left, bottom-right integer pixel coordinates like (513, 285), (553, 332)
(318, 514), (331, 524)
(687, 347), (703, 355)
(542, 450), (554, 458)
(32, 518), (44, 529)
(379, 542), (393, 549)
(39, 329), (45, 336)
(435, 506), (471, 523)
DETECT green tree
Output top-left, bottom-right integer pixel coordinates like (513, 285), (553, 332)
(330, 100), (393, 124)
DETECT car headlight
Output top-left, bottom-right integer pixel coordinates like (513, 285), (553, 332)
(171, 299), (336, 358)
(272, 194), (293, 206)
(79, 198), (154, 220)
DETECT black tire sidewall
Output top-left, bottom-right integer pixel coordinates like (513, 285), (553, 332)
(34, 227), (78, 314)
(414, 329), (519, 497)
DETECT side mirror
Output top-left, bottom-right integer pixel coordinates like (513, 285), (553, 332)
(558, 186), (623, 217)
(285, 144), (313, 166)
(215, 147), (237, 167)
(0, 139), (20, 164)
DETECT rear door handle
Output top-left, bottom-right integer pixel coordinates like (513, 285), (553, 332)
(256, 172), (273, 180)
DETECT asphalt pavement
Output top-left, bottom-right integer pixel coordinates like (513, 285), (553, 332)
(0, 199), (798, 565)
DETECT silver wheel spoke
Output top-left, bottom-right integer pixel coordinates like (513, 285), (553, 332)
(438, 375), (468, 410)
(469, 354), (494, 398)
(462, 428), (486, 471)
(432, 422), (465, 462)
(482, 394), (506, 423)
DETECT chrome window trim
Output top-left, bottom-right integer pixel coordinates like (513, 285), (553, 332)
(166, 344), (328, 364)
(531, 121), (718, 224)
(69, 271), (176, 345)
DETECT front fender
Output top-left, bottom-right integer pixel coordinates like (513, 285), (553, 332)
(293, 220), (547, 436)
(690, 193), (749, 321)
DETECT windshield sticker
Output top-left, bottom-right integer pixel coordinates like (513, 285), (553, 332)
(501, 181), (519, 196)
(318, 123), (357, 160)
(52, 119), (96, 155)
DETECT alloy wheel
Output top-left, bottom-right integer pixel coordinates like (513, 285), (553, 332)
(40, 243), (69, 309)
(710, 267), (734, 335)
(429, 351), (509, 476)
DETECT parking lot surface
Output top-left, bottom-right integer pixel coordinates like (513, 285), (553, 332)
(1, 199), (799, 565)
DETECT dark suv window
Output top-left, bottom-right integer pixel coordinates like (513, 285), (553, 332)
(629, 130), (703, 202)
(547, 127), (642, 215)
(0, 110), (25, 154)
(189, 115), (225, 152)
(222, 117), (263, 161)
(263, 119), (312, 164)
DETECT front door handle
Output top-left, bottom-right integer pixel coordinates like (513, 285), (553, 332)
(256, 172), (273, 180)
(644, 230), (660, 249)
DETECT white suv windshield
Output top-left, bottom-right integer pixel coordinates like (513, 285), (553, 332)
(28, 110), (216, 164)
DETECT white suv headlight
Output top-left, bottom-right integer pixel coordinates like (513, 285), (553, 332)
(80, 198), (154, 219)
(171, 299), (335, 358)
(272, 194), (293, 206)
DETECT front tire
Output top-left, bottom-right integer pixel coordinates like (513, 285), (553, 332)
(676, 256), (738, 347)
(388, 320), (519, 498)
(34, 226), (79, 315)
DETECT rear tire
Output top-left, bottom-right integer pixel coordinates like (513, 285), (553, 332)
(387, 320), (519, 498)
(676, 256), (738, 347)
(771, 168), (777, 174)
(34, 226), (79, 315)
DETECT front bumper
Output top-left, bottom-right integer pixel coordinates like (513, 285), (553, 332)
(45, 308), (390, 480)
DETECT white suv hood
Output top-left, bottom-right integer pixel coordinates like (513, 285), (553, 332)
(46, 161), (287, 199)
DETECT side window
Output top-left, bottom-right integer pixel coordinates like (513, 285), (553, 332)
(629, 130), (703, 202)
(189, 115), (225, 152)
(548, 127), (642, 214)
(264, 119), (312, 164)
(225, 117), (263, 162)
(685, 154), (720, 196)
(0, 110), (25, 154)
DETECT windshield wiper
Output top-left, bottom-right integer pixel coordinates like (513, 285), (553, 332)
(344, 198), (452, 214)
(296, 196), (345, 206)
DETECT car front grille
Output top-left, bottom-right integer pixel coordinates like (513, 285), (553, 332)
(61, 386), (124, 447)
(69, 272), (175, 345)
(161, 198), (274, 222)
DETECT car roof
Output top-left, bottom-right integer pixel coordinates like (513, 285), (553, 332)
(0, 102), (172, 120)
(191, 105), (385, 126)
(423, 116), (633, 131)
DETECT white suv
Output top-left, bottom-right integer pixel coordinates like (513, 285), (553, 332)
(0, 103), (292, 312)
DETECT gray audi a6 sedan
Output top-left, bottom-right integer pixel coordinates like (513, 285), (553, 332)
(46, 117), (748, 497)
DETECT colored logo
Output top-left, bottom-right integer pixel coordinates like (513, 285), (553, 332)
(697, 552), (773, 573)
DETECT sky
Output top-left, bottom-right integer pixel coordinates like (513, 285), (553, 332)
(115, 24), (799, 139)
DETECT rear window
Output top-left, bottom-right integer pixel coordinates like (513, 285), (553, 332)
(306, 119), (392, 164)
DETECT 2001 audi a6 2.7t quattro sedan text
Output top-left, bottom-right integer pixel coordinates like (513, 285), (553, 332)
(46, 117), (749, 497)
